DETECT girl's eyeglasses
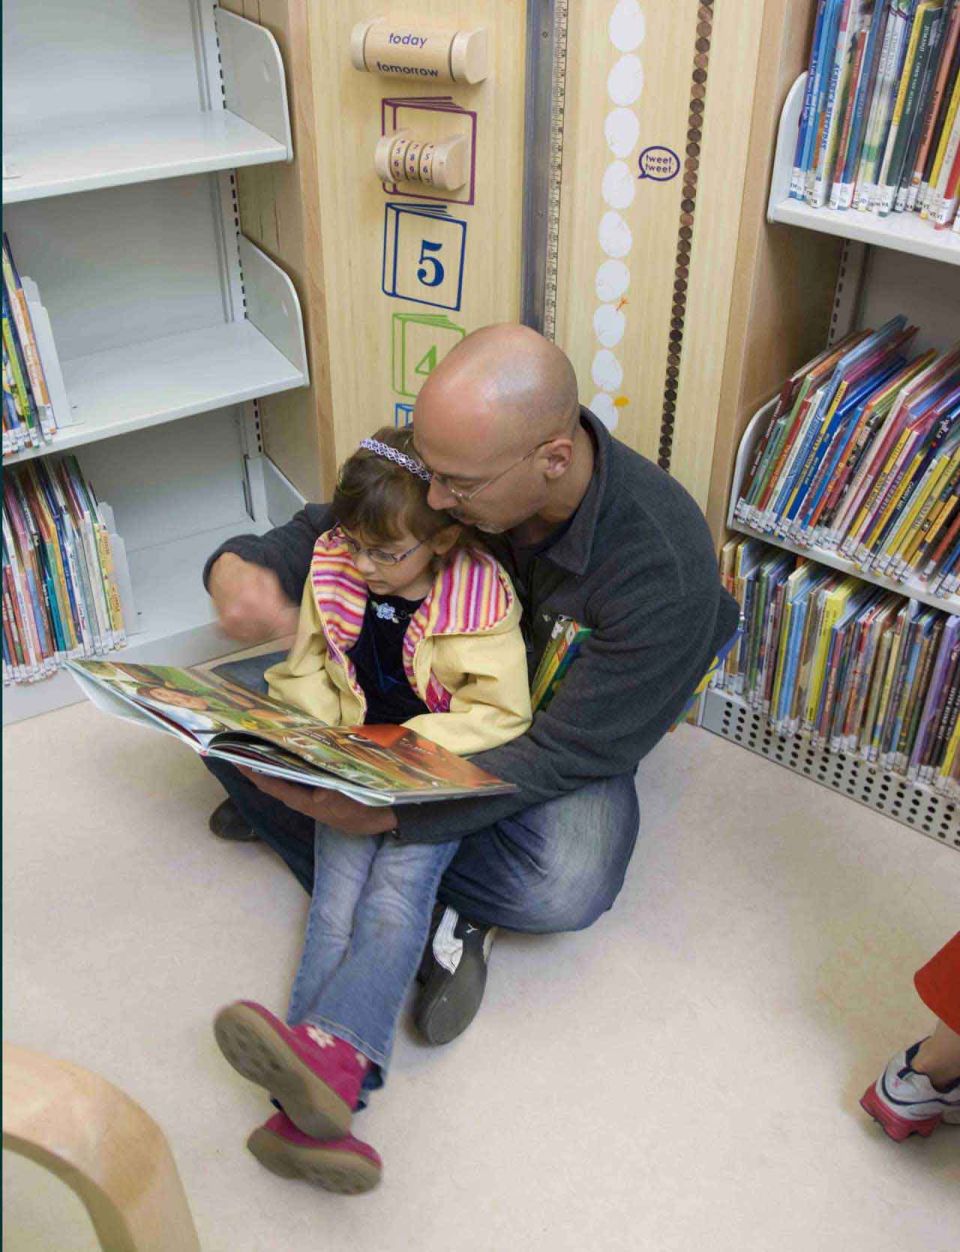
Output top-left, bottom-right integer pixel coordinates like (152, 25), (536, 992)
(333, 527), (424, 567)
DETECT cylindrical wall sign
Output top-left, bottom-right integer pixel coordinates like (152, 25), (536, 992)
(350, 18), (488, 84)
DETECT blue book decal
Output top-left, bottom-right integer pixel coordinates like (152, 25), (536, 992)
(382, 203), (467, 312)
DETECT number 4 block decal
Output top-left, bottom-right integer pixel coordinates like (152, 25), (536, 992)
(382, 203), (466, 312)
(392, 312), (465, 398)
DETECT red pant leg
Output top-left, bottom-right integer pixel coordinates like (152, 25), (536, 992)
(914, 932), (960, 1035)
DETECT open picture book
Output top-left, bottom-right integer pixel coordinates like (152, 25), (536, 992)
(67, 660), (517, 808)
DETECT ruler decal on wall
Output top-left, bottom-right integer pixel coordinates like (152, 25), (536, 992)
(543, 0), (569, 341)
(520, 0), (568, 338)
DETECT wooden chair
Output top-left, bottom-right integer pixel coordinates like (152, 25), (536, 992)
(3, 1043), (201, 1252)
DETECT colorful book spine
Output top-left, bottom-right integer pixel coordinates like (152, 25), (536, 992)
(906, 0), (960, 206)
(794, 0), (833, 198)
(929, 84), (960, 223)
(792, 0), (960, 232)
(855, 0), (915, 209)
(872, 2), (934, 212)
(875, 1), (944, 216)
(830, 5), (876, 207)
(1, 235), (59, 458)
(716, 537), (960, 790)
(800, 0), (846, 201)
(921, 39), (960, 215)
(924, 636), (960, 778)
(844, 2), (896, 206)
(934, 135), (960, 224)
(2, 459), (128, 685)
(738, 327), (960, 598)
(811, 0), (861, 207)
(530, 617), (592, 712)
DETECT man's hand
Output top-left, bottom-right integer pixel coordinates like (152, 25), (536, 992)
(208, 553), (300, 643)
(237, 767), (398, 836)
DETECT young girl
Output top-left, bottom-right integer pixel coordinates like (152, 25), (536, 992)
(212, 426), (531, 1194)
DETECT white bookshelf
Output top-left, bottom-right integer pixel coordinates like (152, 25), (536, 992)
(3, 112), (287, 205)
(767, 75), (960, 269)
(742, 78), (960, 618)
(707, 65), (960, 842)
(2, 0), (308, 723)
(3, 239), (307, 464)
(728, 399), (960, 618)
(2, 7), (291, 204)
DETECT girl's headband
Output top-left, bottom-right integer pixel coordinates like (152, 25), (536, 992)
(359, 437), (432, 483)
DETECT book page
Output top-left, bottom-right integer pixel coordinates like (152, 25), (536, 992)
(236, 722), (514, 799)
(69, 660), (320, 736)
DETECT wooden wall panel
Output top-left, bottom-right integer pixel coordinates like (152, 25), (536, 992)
(555, 1), (695, 467)
(303, 1), (528, 459)
(555, 0), (771, 514)
(671, 0), (768, 507)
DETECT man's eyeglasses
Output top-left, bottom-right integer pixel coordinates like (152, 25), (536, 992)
(333, 527), (424, 567)
(425, 438), (556, 504)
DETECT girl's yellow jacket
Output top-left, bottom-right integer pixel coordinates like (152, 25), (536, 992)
(265, 530), (532, 757)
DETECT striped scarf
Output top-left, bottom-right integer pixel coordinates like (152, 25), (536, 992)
(310, 531), (512, 713)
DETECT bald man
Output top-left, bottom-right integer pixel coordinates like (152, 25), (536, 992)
(203, 325), (739, 1044)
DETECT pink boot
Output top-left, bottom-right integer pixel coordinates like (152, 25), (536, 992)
(248, 1110), (382, 1194)
(214, 1000), (371, 1140)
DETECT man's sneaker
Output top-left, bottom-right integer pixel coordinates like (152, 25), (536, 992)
(208, 798), (257, 842)
(860, 1040), (960, 1141)
(416, 902), (447, 987)
(214, 1001), (370, 1139)
(248, 1110), (382, 1194)
(414, 906), (495, 1045)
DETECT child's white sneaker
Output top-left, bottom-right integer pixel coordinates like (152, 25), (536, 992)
(860, 1040), (960, 1141)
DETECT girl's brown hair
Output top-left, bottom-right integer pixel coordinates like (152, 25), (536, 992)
(332, 425), (453, 544)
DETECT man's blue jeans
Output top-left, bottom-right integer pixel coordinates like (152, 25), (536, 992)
(205, 654), (641, 935)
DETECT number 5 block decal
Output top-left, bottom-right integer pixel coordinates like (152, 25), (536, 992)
(382, 202), (466, 311)
(392, 312), (465, 398)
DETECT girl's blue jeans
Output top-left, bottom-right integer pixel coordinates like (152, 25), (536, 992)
(287, 824), (458, 1076)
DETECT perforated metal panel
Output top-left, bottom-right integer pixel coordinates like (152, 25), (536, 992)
(700, 689), (960, 853)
